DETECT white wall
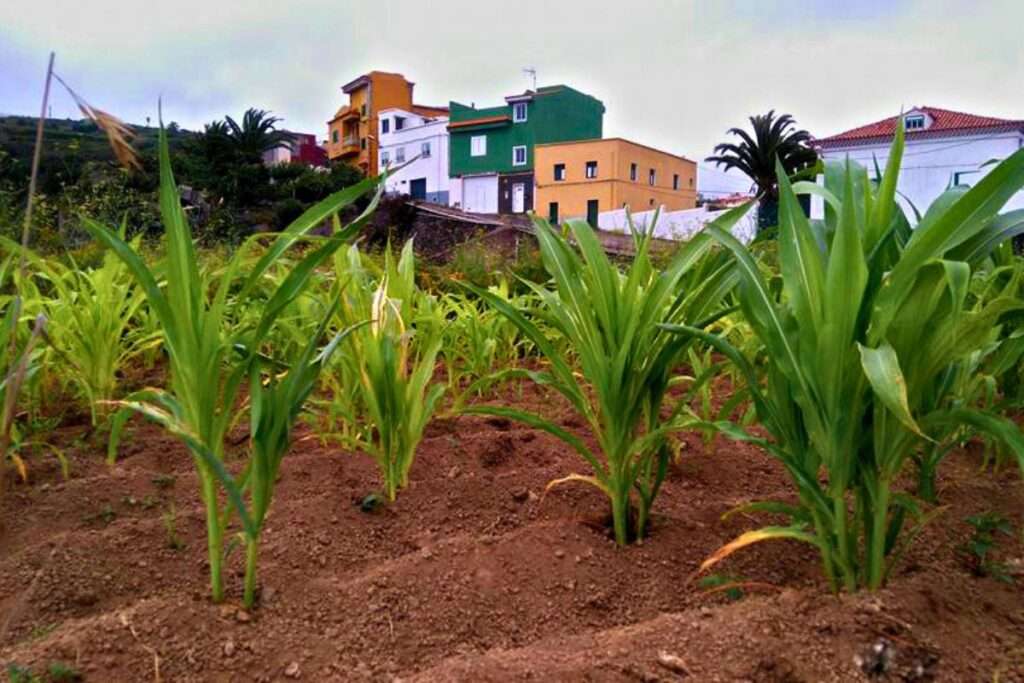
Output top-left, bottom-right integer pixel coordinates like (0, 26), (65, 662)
(812, 132), (1024, 220)
(378, 108), (450, 203)
(598, 204), (758, 244)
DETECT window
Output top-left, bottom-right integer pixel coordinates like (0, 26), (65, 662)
(421, 142), (431, 158)
(471, 135), (487, 157)
(360, 137), (367, 150)
(554, 163), (566, 181)
(689, 177), (694, 187)
(953, 170), (978, 186)
(905, 114), (925, 130)
(513, 145), (527, 166)
(548, 202), (559, 224)
(648, 169), (656, 186)
(630, 163), (637, 181)
(332, 130), (339, 144)
(360, 103), (367, 117)
(395, 116), (405, 131)
(395, 146), (405, 163)
(513, 102), (528, 123)
(673, 174), (680, 190)
(585, 161), (598, 179)
(381, 118), (390, 134)
(381, 150), (390, 166)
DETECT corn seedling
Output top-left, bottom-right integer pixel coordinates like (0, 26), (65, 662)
(464, 212), (744, 545)
(239, 303), (360, 607)
(2, 227), (160, 425)
(680, 122), (1024, 591)
(332, 241), (445, 502)
(86, 125), (383, 603)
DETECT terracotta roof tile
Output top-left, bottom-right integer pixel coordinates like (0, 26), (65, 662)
(817, 106), (1024, 148)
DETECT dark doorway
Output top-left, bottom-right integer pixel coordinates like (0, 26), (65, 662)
(548, 201), (559, 224)
(410, 178), (427, 200)
(586, 199), (599, 227)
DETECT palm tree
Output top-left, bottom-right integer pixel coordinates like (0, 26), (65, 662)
(706, 110), (817, 234)
(223, 108), (292, 164)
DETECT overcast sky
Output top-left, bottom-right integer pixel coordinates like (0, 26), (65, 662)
(2, 0), (1023, 194)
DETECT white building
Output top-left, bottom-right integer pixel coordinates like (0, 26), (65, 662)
(377, 107), (450, 204)
(813, 106), (1024, 220)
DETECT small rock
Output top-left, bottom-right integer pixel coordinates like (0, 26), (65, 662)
(657, 650), (690, 675)
(421, 547), (435, 560)
(284, 661), (301, 678)
(699, 606), (712, 618)
(235, 609), (252, 623)
(554, 549), (566, 559)
(223, 641), (236, 657)
(511, 487), (529, 502)
(447, 465), (460, 479)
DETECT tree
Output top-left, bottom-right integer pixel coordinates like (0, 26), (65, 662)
(706, 110), (817, 234)
(224, 108), (291, 163)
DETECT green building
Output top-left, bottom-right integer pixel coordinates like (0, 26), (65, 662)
(448, 85), (604, 214)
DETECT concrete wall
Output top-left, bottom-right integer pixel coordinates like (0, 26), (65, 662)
(812, 131), (1024, 220)
(598, 204), (758, 244)
(378, 108), (450, 202)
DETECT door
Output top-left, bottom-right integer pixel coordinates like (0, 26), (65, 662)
(586, 199), (599, 227)
(463, 176), (499, 213)
(410, 178), (427, 200)
(512, 183), (526, 213)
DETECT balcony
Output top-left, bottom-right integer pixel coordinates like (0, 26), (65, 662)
(337, 136), (360, 156)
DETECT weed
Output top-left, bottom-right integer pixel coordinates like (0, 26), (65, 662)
(961, 513), (1015, 582)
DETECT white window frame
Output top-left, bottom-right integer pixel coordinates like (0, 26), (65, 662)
(513, 145), (527, 166)
(381, 118), (390, 134)
(421, 141), (431, 158)
(648, 169), (656, 186)
(513, 102), (528, 123)
(381, 150), (390, 166)
(585, 161), (598, 179)
(395, 146), (406, 163)
(905, 114), (925, 130)
(471, 135), (487, 157)
(554, 163), (566, 181)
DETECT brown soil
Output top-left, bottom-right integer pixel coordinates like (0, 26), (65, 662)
(2, 380), (1023, 682)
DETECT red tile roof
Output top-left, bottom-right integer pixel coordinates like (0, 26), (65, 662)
(816, 106), (1024, 148)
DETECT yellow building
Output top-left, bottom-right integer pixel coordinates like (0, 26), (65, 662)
(326, 71), (447, 176)
(534, 138), (697, 225)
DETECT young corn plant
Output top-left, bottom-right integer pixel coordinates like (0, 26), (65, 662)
(464, 213), (745, 545)
(333, 241), (445, 502)
(240, 304), (360, 607)
(680, 123), (1024, 591)
(2, 228), (160, 425)
(87, 125), (383, 602)
(440, 280), (528, 411)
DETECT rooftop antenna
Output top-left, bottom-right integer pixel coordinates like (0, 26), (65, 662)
(523, 67), (537, 91)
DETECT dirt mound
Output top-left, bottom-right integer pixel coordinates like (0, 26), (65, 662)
(2, 381), (1023, 681)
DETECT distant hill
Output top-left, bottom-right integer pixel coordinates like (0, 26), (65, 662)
(0, 115), (195, 160)
(0, 116), (196, 192)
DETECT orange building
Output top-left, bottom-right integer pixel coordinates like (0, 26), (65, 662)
(534, 138), (697, 225)
(326, 71), (447, 176)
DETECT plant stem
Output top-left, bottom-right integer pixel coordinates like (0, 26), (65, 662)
(610, 485), (629, 546)
(200, 471), (224, 602)
(244, 537), (259, 609)
(867, 482), (891, 590)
